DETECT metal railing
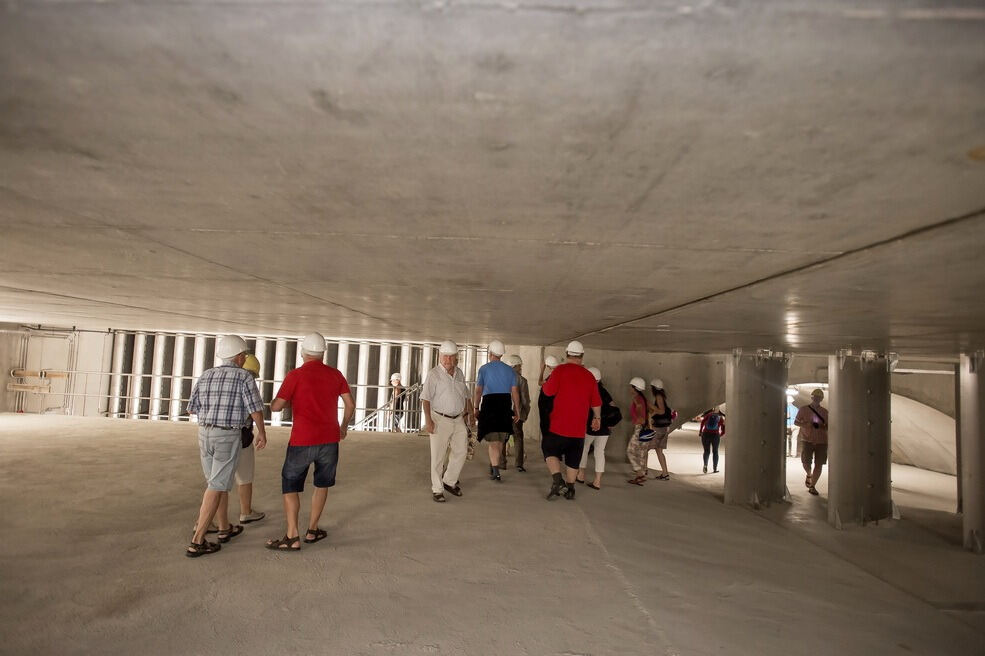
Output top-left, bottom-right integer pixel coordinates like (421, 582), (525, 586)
(353, 383), (423, 433)
(6, 368), (426, 431)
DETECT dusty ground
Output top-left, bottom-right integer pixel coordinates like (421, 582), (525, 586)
(1, 414), (983, 655)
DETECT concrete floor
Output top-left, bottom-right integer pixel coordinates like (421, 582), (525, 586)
(1, 415), (983, 656)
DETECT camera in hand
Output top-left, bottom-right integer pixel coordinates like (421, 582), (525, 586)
(812, 421), (820, 429)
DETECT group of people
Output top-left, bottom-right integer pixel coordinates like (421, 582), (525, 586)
(184, 331), (830, 557)
(426, 339), (680, 502)
(186, 332), (354, 556)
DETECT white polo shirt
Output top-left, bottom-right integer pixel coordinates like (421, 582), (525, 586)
(421, 364), (468, 416)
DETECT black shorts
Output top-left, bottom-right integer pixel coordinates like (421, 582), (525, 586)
(541, 433), (585, 469)
(801, 442), (828, 467)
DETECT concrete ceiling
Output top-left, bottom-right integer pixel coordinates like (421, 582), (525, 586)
(1, 0), (984, 355)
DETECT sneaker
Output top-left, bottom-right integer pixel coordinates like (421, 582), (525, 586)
(563, 485), (576, 500)
(517, 466), (526, 472)
(546, 482), (562, 500)
(492, 474), (503, 483)
(702, 466), (707, 474)
(239, 511), (265, 524)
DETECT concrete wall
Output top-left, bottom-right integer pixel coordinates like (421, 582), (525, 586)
(0, 324), (28, 413)
(892, 371), (955, 418)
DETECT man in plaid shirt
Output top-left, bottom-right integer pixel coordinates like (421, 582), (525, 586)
(186, 335), (267, 558)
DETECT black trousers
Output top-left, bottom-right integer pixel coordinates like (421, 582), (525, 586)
(701, 432), (721, 470)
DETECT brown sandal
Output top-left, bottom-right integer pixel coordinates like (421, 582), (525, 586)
(186, 539), (221, 558)
(265, 535), (300, 551)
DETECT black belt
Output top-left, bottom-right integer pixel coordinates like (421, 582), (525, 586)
(203, 425), (237, 431)
(434, 411), (462, 419)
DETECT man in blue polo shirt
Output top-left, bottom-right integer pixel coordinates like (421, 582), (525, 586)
(473, 340), (521, 482)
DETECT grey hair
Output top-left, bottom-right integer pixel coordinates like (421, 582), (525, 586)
(220, 357), (238, 365)
(302, 349), (324, 358)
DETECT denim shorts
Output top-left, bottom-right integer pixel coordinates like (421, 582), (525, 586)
(282, 443), (339, 493)
(198, 426), (242, 492)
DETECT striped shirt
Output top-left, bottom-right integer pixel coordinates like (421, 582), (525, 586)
(188, 364), (264, 428)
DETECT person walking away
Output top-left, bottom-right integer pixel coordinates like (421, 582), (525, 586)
(503, 355), (531, 472)
(541, 341), (602, 500)
(234, 353), (266, 523)
(576, 366), (617, 489)
(537, 354), (559, 439)
(185, 335), (267, 557)
(699, 406), (725, 474)
(649, 379), (673, 480)
(626, 377), (653, 485)
(265, 332), (355, 551)
(474, 340), (521, 482)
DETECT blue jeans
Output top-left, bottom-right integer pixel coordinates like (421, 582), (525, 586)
(281, 443), (339, 493)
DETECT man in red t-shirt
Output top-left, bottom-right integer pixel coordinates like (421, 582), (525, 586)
(541, 340), (602, 500)
(264, 333), (355, 551)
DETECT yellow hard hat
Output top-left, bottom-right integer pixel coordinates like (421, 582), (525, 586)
(243, 354), (261, 378)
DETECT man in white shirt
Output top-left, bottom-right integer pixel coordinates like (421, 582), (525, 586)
(421, 340), (476, 503)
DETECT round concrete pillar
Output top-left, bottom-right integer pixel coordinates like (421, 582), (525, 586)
(827, 354), (892, 529)
(724, 352), (788, 508)
(959, 352), (985, 553)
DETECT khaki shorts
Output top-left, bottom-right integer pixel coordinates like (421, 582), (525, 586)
(482, 431), (510, 443)
(234, 444), (255, 486)
(650, 427), (669, 450)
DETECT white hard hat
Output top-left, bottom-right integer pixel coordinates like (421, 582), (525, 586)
(301, 332), (326, 353)
(630, 377), (646, 391)
(587, 366), (601, 382)
(566, 340), (585, 356)
(650, 378), (664, 389)
(544, 355), (559, 368)
(216, 335), (249, 360)
(390, 373), (401, 382)
(438, 340), (458, 355)
(488, 340), (506, 356)
(506, 354), (522, 367)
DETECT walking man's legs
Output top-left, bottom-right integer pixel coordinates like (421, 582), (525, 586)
(514, 422), (525, 471)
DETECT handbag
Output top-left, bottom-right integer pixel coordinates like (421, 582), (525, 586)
(651, 392), (673, 428)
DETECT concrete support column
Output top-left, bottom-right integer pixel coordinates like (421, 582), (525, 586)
(337, 342), (351, 424)
(378, 344), (392, 431)
(109, 331), (127, 418)
(355, 342), (370, 425)
(149, 333), (167, 420)
(724, 351), (789, 508)
(398, 344), (411, 387)
(417, 345), (437, 426)
(129, 332), (148, 419)
(955, 362), (963, 514)
(959, 352), (985, 553)
(169, 336), (187, 421)
(827, 353), (893, 529)
(272, 338), (288, 427)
